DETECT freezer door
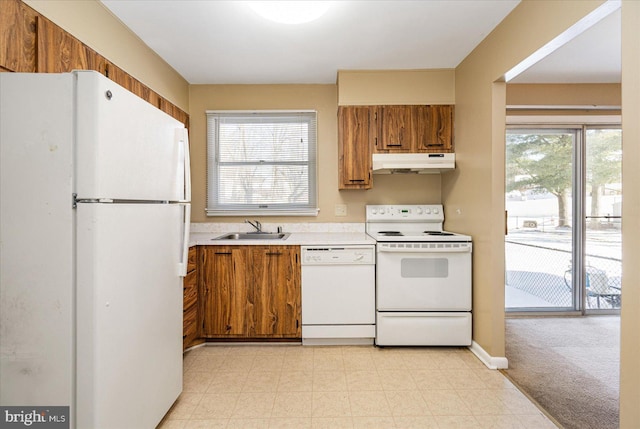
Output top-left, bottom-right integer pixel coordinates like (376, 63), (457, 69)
(76, 203), (183, 428)
(74, 71), (189, 202)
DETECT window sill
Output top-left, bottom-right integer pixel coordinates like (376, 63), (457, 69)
(206, 208), (320, 217)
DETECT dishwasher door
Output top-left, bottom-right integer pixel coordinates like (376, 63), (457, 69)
(301, 246), (375, 344)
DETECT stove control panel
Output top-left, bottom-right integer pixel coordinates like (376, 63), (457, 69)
(366, 205), (444, 222)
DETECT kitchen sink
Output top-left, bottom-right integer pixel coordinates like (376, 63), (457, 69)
(213, 232), (290, 241)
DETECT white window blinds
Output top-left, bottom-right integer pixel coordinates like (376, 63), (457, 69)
(206, 110), (318, 216)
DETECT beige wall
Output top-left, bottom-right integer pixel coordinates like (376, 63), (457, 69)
(188, 84), (442, 224)
(620, 2), (640, 426)
(507, 83), (621, 107)
(445, 0), (608, 359)
(337, 69), (455, 105)
(24, 0), (189, 111)
(449, 0), (640, 425)
(507, 83), (621, 117)
(507, 83), (622, 117)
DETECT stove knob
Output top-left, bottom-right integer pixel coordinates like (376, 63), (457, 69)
(433, 207), (440, 214)
(425, 208), (431, 214)
(416, 208), (423, 214)
(379, 208), (385, 215)
(371, 208), (377, 215)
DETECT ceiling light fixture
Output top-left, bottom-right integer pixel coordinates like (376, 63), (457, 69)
(247, 1), (332, 25)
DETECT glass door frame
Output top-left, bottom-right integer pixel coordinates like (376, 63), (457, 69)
(505, 121), (622, 315)
(582, 125), (622, 315)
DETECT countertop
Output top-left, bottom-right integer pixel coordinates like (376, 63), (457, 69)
(189, 232), (375, 247)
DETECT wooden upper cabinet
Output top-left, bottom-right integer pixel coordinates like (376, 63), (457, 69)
(413, 105), (454, 153)
(377, 105), (412, 152)
(338, 106), (373, 190)
(37, 16), (106, 74)
(2, 0), (189, 126)
(0, 0), (38, 72)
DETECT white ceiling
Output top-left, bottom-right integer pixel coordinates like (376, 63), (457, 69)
(509, 8), (621, 84)
(100, 0), (621, 85)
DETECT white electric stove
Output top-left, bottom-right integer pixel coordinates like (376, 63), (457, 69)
(366, 204), (473, 346)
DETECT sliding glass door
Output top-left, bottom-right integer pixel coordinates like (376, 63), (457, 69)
(505, 126), (622, 313)
(584, 128), (622, 310)
(505, 128), (577, 310)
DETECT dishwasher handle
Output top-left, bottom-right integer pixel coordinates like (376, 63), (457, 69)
(301, 246), (376, 265)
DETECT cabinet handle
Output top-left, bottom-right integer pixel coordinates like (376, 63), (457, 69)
(266, 252), (282, 256)
(349, 179), (365, 182)
(215, 252), (232, 255)
(387, 143), (402, 147)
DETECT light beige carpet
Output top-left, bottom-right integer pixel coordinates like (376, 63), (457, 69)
(504, 316), (619, 429)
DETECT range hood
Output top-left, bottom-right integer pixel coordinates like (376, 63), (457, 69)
(372, 153), (455, 174)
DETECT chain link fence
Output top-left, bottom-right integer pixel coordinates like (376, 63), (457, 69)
(506, 240), (621, 310)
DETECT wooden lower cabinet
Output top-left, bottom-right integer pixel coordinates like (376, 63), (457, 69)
(250, 246), (301, 337)
(183, 246), (199, 350)
(201, 246), (250, 336)
(200, 245), (301, 339)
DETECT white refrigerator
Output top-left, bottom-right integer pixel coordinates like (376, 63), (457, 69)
(0, 71), (191, 428)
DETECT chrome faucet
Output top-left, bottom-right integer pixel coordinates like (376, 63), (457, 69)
(245, 219), (262, 233)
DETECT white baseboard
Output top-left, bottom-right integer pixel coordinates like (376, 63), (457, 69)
(468, 341), (509, 369)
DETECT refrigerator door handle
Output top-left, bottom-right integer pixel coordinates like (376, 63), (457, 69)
(178, 202), (191, 277)
(176, 128), (191, 202)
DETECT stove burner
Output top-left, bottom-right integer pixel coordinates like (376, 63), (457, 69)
(379, 231), (404, 236)
(424, 231), (454, 236)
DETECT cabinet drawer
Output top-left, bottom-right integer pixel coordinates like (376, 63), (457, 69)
(183, 305), (198, 350)
(183, 304), (197, 332)
(183, 271), (197, 310)
(187, 246), (197, 273)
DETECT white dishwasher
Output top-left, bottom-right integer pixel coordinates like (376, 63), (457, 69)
(301, 245), (376, 345)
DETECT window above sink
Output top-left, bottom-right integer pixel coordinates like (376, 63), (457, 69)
(206, 110), (319, 217)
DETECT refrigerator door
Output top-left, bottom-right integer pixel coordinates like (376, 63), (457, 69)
(74, 71), (189, 202)
(76, 202), (184, 428)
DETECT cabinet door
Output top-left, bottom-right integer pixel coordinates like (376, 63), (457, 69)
(338, 106), (373, 189)
(377, 105), (412, 152)
(0, 0), (38, 72)
(201, 246), (249, 336)
(36, 16), (106, 74)
(249, 246), (301, 337)
(413, 105), (454, 152)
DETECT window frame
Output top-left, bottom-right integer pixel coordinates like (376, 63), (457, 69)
(206, 110), (319, 216)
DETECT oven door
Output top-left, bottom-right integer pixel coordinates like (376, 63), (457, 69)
(376, 242), (472, 311)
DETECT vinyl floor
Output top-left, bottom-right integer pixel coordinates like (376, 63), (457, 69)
(158, 344), (557, 429)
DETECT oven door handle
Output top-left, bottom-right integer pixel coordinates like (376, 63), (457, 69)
(377, 245), (472, 253)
